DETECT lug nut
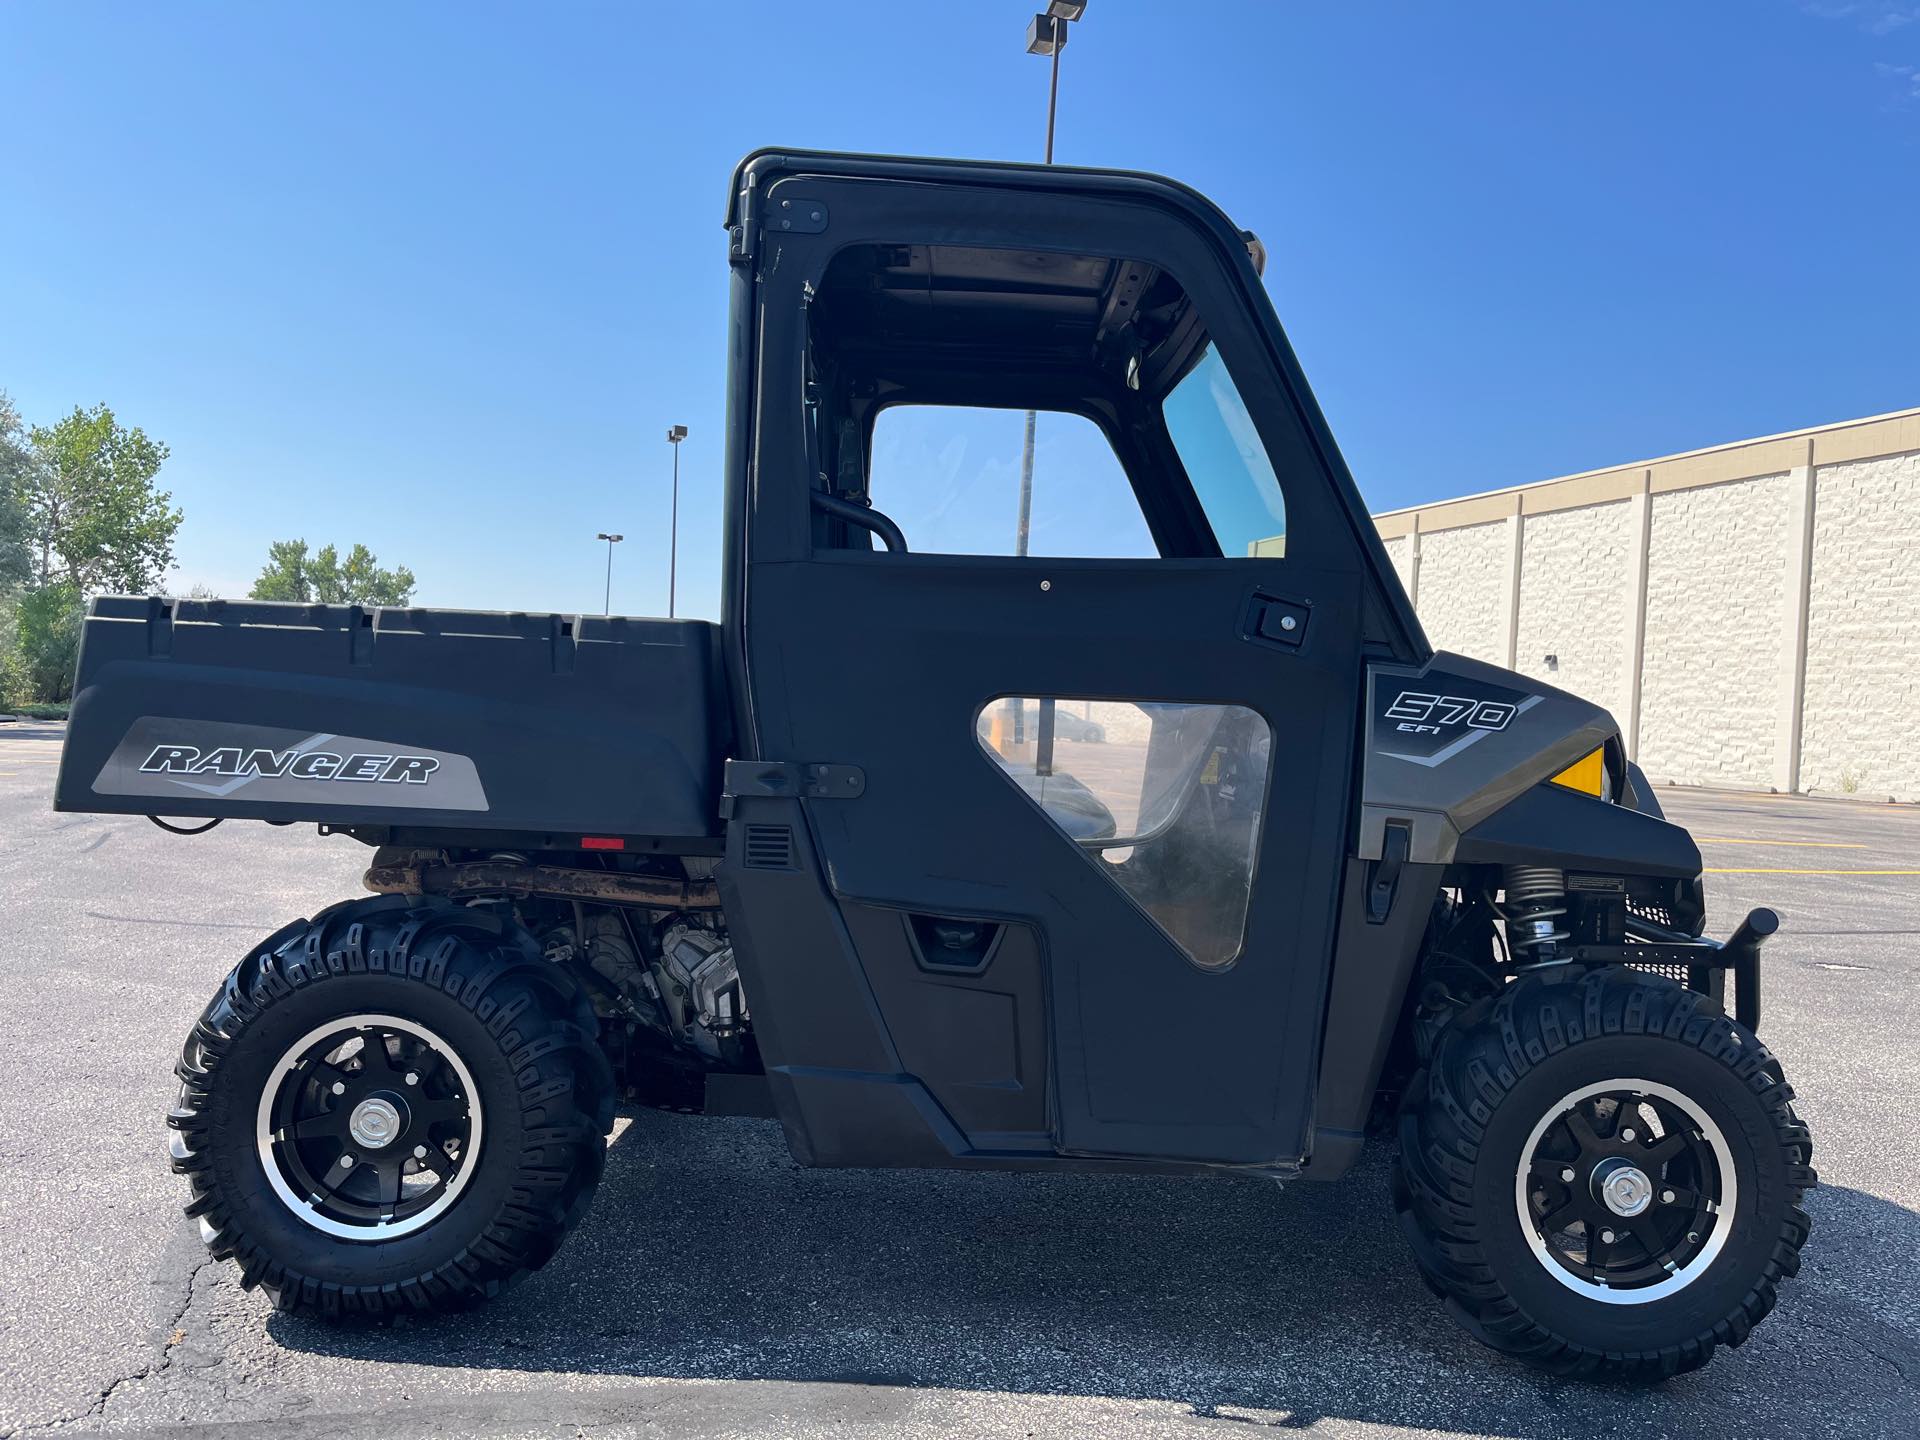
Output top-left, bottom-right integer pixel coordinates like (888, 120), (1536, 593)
(413, 1145), (428, 1159)
(1621, 1128), (1636, 1142)
(331, 1081), (346, 1096)
(338, 1154), (355, 1169)
(1662, 1189), (1676, 1204)
(1600, 1228), (1616, 1244)
(404, 1071), (419, 1086)
(1560, 1167), (1575, 1183)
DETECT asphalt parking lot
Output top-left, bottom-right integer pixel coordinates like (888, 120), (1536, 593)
(1, 718), (1916, 1438)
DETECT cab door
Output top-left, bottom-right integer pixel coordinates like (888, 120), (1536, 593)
(718, 162), (1396, 1169)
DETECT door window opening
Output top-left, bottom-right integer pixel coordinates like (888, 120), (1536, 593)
(804, 242), (1288, 561)
(868, 406), (1156, 559)
(976, 697), (1272, 969)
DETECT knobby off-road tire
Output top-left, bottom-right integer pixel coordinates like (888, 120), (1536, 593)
(1395, 967), (1814, 1379)
(167, 895), (616, 1319)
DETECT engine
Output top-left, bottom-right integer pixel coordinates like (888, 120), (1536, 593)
(362, 848), (759, 1106)
(651, 921), (750, 1062)
(550, 908), (753, 1088)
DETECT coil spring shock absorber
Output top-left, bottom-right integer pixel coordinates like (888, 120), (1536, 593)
(1503, 865), (1569, 963)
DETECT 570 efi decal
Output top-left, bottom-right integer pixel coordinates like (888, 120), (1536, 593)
(1375, 676), (1539, 767)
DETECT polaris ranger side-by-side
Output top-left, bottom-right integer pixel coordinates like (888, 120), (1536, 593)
(54, 151), (1812, 1378)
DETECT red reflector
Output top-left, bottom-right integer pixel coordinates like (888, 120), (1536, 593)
(580, 836), (625, 851)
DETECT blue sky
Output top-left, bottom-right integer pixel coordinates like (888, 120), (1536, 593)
(3, 2), (1916, 618)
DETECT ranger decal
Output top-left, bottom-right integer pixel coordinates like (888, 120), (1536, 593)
(92, 719), (488, 811)
(139, 745), (441, 785)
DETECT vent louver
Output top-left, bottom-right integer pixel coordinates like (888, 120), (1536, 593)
(743, 824), (795, 870)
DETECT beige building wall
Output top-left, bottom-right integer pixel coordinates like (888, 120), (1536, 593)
(1799, 449), (1920, 798)
(1413, 522), (1510, 666)
(1636, 475), (1792, 789)
(1513, 501), (1634, 725)
(1372, 406), (1920, 802)
(1380, 533), (1414, 596)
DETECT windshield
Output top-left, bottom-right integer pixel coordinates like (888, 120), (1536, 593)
(1161, 346), (1288, 557)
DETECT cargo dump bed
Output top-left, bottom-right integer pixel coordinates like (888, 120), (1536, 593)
(54, 596), (727, 843)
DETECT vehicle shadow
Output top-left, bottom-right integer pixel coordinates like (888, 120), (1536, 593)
(266, 1108), (1919, 1438)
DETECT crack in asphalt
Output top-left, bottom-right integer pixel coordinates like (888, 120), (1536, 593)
(83, 912), (283, 931)
(6, 1257), (220, 1438)
(89, 1258), (220, 1428)
(1800, 1312), (1920, 1388)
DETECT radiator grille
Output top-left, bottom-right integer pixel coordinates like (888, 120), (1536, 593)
(1626, 958), (1692, 986)
(743, 824), (795, 870)
(1628, 900), (1676, 930)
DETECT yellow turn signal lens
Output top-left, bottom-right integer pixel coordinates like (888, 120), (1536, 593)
(1549, 747), (1607, 797)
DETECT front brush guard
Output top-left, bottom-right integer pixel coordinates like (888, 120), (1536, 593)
(1563, 907), (1778, 1031)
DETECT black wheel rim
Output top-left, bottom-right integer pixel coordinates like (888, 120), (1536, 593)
(256, 1014), (483, 1240)
(1516, 1079), (1733, 1303)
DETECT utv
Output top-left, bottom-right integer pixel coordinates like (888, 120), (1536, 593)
(54, 149), (1812, 1379)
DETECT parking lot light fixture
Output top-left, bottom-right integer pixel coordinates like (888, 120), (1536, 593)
(596, 532), (623, 615)
(1017, 3), (1088, 562)
(667, 425), (689, 618)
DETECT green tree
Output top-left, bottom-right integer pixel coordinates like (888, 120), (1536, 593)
(0, 597), (29, 710)
(14, 581), (85, 703)
(250, 540), (417, 606)
(249, 540), (312, 601)
(0, 392), (32, 591)
(0, 645), (28, 711)
(21, 403), (181, 592)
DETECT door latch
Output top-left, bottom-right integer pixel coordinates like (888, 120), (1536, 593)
(1246, 593), (1310, 649)
(1366, 822), (1411, 924)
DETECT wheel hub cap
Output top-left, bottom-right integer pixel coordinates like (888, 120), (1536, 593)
(1593, 1157), (1653, 1217)
(348, 1095), (404, 1150)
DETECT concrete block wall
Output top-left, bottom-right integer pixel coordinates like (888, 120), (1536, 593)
(1514, 501), (1634, 728)
(1799, 449), (1920, 798)
(1380, 533), (1414, 596)
(1372, 407), (1920, 801)
(1415, 522), (1510, 666)
(1637, 475), (1792, 790)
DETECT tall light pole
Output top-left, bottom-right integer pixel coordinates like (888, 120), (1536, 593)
(666, 425), (689, 618)
(1017, 1), (1086, 558)
(596, 532), (623, 615)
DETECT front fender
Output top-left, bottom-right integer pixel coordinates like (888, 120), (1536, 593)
(1453, 780), (1701, 880)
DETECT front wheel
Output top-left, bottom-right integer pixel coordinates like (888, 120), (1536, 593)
(168, 896), (615, 1319)
(1395, 968), (1814, 1379)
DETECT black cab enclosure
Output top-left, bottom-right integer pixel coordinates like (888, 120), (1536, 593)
(712, 150), (1419, 1173)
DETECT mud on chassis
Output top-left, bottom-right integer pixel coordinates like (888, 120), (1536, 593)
(53, 150), (1812, 1379)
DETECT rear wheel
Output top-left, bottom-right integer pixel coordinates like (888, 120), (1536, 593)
(1395, 967), (1814, 1378)
(168, 896), (615, 1318)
